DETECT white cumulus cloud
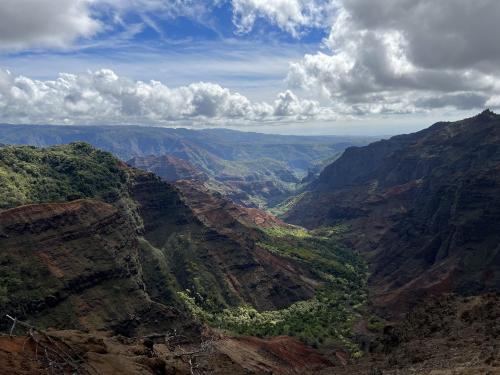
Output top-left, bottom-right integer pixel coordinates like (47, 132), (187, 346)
(0, 68), (330, 125)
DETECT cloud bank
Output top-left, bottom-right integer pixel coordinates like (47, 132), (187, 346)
(286, 0), (500, 114)
(0, 0), (499, 126)
(0, 0), (100, 50)
(0, 68), (329, 125)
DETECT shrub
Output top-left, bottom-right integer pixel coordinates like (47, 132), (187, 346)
(179, 224), (368, 354)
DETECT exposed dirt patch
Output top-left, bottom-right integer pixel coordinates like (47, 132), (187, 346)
(0, 329), (335, 375)
(214, 335), (333, 375)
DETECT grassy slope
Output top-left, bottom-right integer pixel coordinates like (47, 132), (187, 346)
(0, 142), (126, 209)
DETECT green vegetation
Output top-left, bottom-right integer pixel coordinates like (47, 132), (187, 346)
(179, 224), (368, 354)
(0, 143), (127, 209)
(140, 228), (248, 312)
(258, 225), (361, 283)
(269, 191), (308, 216)
(0, 252), (63, 320)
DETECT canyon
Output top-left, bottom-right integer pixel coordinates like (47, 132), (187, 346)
(1, 112), (499, 374)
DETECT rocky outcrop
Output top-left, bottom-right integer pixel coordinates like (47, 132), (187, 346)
(286, 110), (500, 313)
(174, 179), (286, 234)
(215, 335), (333, 374)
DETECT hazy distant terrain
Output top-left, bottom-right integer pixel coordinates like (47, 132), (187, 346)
(0, 124), (375, 207)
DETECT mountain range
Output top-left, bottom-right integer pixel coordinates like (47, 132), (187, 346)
(0, 112), (499, 374)
(0, 124), (374, 208)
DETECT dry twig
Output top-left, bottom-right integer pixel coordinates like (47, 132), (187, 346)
(5, 315), (101, 375)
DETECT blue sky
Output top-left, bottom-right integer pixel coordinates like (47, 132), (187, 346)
(0, 0), (497, 134)
(0, 1), (325, 94)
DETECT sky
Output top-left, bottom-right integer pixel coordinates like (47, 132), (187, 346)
(0, 0), (499, 135)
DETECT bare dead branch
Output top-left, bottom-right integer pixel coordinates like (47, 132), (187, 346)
(4, 315), (101, 375)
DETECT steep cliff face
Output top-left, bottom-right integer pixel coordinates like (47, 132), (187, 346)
(129, 171), (317, 312)
(285, 110), (500, 312)
(0, 199), (184, 335)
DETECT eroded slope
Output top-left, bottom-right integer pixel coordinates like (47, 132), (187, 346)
(285, 110), (500, 313)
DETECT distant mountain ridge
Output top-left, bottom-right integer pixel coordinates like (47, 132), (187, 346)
(285, 110), (500, 313)
(0, 124), (374, 208)
(128, 154), (207, 182)
(0, 124), (367, 161)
